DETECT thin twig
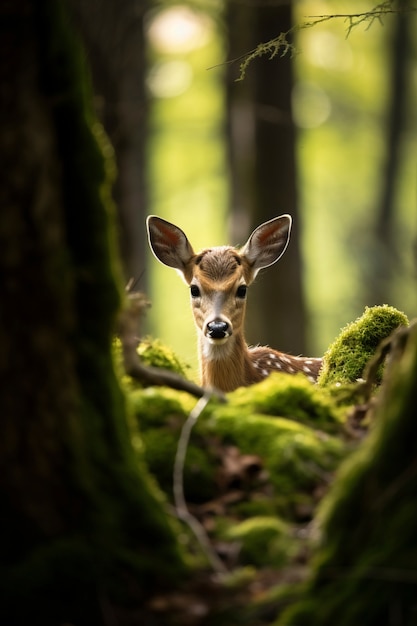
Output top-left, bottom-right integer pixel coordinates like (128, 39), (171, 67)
(173, 394), (228, 575)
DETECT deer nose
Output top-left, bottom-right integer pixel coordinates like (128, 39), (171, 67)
(206, 320), (230, 340)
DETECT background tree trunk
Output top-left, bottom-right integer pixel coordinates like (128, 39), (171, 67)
(0, 2), (184, 623)
(226, 0), (307, 355)
(365, 1), (410, 307)
(69, 0), (149, 286)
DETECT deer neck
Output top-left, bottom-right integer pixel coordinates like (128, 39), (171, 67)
(198, 332), (261, 393)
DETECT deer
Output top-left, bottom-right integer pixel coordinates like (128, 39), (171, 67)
(146, 215), (322, 393)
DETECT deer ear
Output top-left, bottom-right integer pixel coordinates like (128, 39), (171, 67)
(147, 216), (195, 274)
(240, 215), (292, 276)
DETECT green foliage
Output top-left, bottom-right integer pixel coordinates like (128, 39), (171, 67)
(318, 305), (408, 385)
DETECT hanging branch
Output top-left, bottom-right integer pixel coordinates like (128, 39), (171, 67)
(212, 0), (417, 80)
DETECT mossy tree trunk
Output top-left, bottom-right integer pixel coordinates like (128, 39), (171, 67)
(69, 0), (149, 285)
(0, 1), (184, 624)
(279, 324), (417, 625)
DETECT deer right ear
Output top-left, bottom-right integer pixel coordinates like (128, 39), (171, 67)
(147, 216), (195, 275)
(241, 214), (292, 277)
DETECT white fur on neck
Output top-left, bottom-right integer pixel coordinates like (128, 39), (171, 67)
(200, 336), (234, 362)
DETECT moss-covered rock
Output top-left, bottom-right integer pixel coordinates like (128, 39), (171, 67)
(318, 305), (408, 386)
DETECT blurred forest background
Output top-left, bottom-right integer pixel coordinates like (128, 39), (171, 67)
(72, 0), (417, 377)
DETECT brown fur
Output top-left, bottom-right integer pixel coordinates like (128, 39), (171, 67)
(147, 215), (322, 393)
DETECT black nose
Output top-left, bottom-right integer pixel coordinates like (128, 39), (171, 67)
(207, 320), (230, 339)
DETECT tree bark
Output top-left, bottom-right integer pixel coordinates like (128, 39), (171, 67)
(69, 0), (149, 286)
(0, 2), (184, 623)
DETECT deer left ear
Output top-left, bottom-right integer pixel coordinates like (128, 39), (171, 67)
(146, 215), (195, 274)
(240, 215), (292, 275)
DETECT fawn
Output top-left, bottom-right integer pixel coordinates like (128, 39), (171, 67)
(147, 215), (322, 392)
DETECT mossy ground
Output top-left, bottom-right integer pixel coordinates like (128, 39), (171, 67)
(126, 304), (410, 623)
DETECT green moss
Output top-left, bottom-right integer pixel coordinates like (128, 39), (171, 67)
(130, 388), (216, 501)
(0, 2), (187, 622)
(225, 516), (295, 567)
(129, 387), (190, 428)
(141, 427), (216, 502)
(231, 497), (279, 519)
(138, 337), (190, 377)
(211, 409), (345, 498)
(229, 373), (340, 430)
(318, 305), (408, 386)
(127, 379), (347, 513)
(278, 325), (417, 626)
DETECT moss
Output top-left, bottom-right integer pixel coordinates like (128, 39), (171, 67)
(229, 373), (341, 430)
(138, 337), (190, 377)
(232, 497), (279, 519)
(141, 427), (216, 502)
(278, 325), (417, 626)
(211, 408), (345, 499)
(0, 2), (186, 623)
(224, 516), (295, 567)
(126, 383), (347, 520)
(318, 305), (408, 386)
(130, 388), (217, 501)
(129, 387), (190, 428)
(113, 337), (191, 392)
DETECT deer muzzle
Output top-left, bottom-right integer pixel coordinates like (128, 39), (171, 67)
(206, 319), (231, 342)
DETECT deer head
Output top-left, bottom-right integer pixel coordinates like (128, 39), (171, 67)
(146, 215), (291, 362)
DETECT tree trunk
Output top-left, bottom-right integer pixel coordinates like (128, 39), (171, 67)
(367, 3), (410, 305)
(69, 0), (149, 286)
(226, 0), (307, 355)
(0, 2), (184, 623)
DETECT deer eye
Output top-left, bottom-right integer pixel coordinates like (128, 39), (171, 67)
(236, 285), (247, 299)
(190, 284), (201, 298)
